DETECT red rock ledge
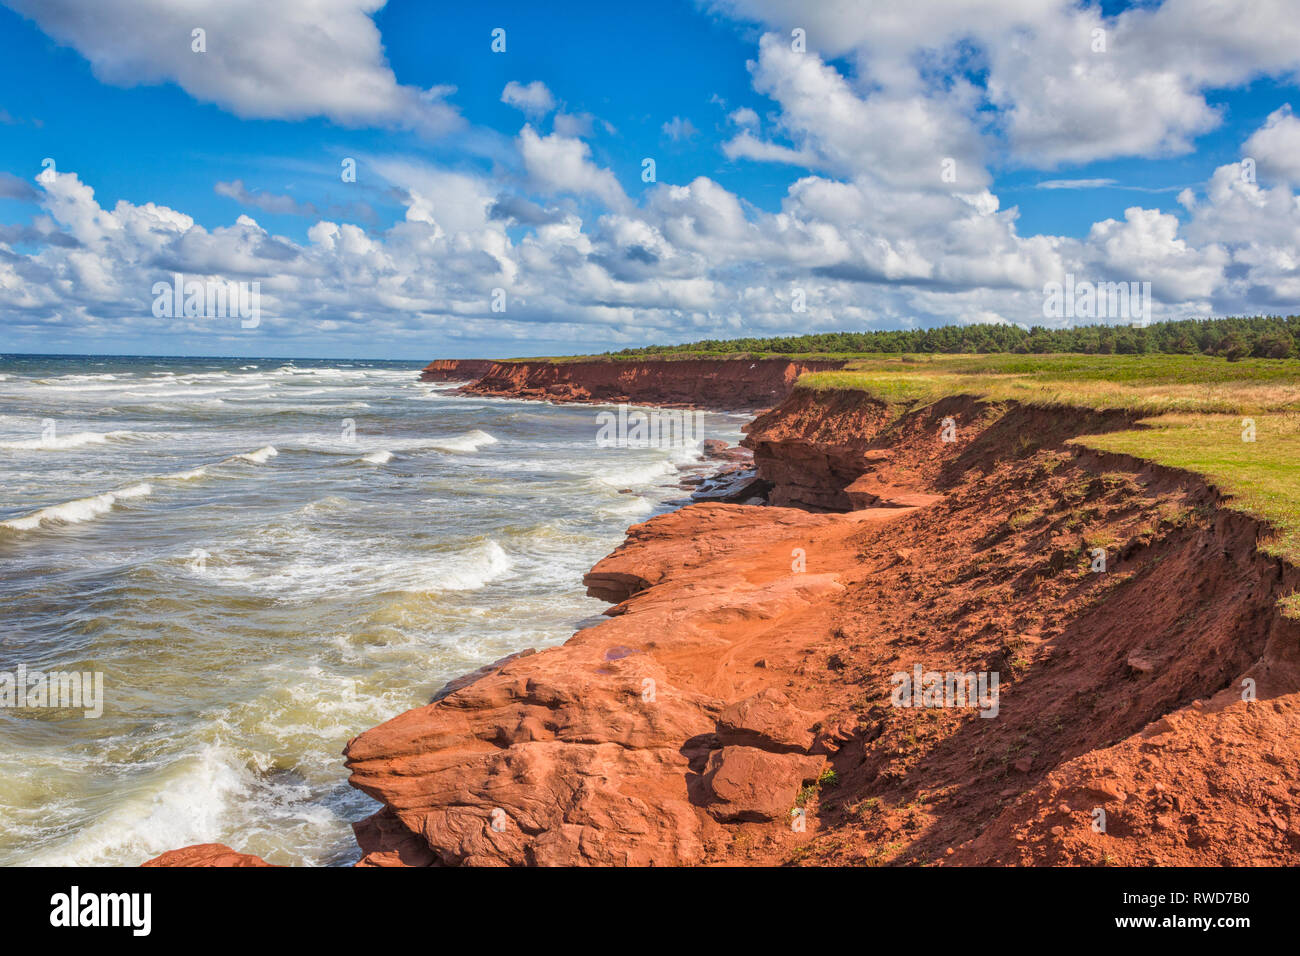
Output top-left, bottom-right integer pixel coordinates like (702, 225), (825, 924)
(344, 502), (906, 865)
(419, 359), (496, 382)
(142, 843), (273, 867)
(149, 386), (1300, 867)
(460, 357), (844, 409)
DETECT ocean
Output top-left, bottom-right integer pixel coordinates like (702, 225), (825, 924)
(0, 355), (745, 866)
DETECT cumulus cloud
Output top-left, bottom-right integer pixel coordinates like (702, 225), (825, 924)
(501, 80), (556, 116)
(704, 0), (1300, 167)
(518, 125), (629, 211)
(5, 0), (1300, 354)
(2, 0), (461, 136)
(731, 33), (991, 188)
(727, 107), (759, 129)
(1243, 105), (1300, 184)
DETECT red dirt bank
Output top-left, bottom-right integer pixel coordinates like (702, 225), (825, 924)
(460, 357), (845, 408)
(150, 379), (1300, 867)
(419, 359), (496, 381)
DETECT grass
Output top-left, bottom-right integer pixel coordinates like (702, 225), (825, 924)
(1073, 413), (1300, 565)
(793, 353), (1300, 612)
(797, 353), (1300, 415)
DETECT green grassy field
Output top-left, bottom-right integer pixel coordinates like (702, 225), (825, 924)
(1074, 413), (1300, 565)
(796, 353), (1300, 608)
(798, 353), (1300, 415)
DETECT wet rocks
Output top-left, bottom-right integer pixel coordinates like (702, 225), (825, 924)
(689, 466), (770, 503)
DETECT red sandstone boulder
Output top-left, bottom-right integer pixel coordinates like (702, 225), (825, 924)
(142, 843), (273, 867)
(701, 746), (825, 822)
(717, 688), (817, 752)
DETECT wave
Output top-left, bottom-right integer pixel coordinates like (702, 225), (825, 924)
(359, 450), (393, 465)
(203, 537), (512, 599)
(0, 482), (153, 532)
(599, 495), (655, 518)
(436, 540), (512, 591)
(20, 743), (332, 868)
(230, 445), (278, 465)
(0, 429), (143, 451)
(423, 429), (498, 453)
(590, 458), (678, 488)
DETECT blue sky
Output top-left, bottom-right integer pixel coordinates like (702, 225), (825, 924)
(2, 0), (1300, 358)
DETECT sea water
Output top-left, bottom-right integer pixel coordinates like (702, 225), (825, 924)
(0, 355), (745, 865)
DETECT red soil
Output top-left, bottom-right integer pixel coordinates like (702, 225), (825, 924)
(462, 358), (845, 408)
(418, 359), (496, 382)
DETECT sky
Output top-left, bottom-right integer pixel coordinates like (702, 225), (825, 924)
(1, 0), (1300, 359)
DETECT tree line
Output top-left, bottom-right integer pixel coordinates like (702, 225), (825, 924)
(609, 315), (1300, 360)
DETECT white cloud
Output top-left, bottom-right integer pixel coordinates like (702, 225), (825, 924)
(734, 34), (991, 189)
(215, 180), (318, 218)
(501, 81), (556, 116)
(727, 107), (759, 129)
(517, 125), (629, 211)
(722, 132), (817, 167)
(662, 116), (698, 141)
(6, 1), (1300, 354)
(704, 0), (1300, 167)
(1243, 105), (1300, 184)
(3, 0), (461, 136)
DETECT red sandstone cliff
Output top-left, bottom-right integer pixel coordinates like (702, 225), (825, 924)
(419, 359), (496, 382)
(337, 387), (1300, 867)
(150, 383), (1300, 867)
(461, 357), (844, 408)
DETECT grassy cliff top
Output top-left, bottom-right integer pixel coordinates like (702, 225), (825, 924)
(493, 351), (850, 363)
(798, 353), (1300, 415)
(796, 353), (1300, 580)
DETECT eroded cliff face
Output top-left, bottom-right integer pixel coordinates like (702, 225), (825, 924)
(418, 359), (496, 382)
(338, 387), (1300, 867)
(150, 382), (1300, 867)
(461, 358), (845, 408)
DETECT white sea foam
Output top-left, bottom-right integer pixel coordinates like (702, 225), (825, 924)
(360, 450), (394, 464)
(591, 457), (678, 488)
(1, 482), (153, 531)
(231, 445), (278, 465)
(423, 429), (498, 453)
(436, 540), (512, 591)
(0, 429), (141, 451)
(206, 536), (512, 599)
(599, 495), (655, 517)
(20, 743), (332, 868)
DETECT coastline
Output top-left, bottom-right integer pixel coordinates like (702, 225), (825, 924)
(148, 362), (1300, 867)
(447, 357), (846, 409)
